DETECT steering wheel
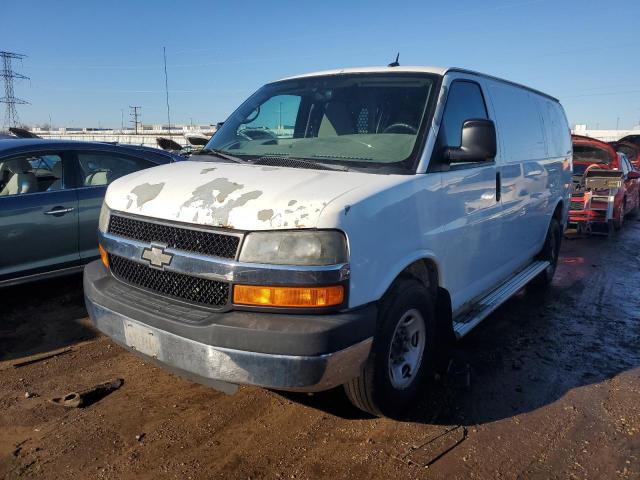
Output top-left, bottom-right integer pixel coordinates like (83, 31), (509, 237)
(382, 123), (418, 134)
(238, 128), (278, 141)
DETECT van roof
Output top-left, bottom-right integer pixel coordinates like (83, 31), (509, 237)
(277, 66), (559, 103)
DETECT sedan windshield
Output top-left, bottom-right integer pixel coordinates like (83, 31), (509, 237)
(573, 145), (611, 165)
(204, 73), (437, 172)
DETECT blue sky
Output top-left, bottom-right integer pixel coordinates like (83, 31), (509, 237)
(2, 0), (640, 129)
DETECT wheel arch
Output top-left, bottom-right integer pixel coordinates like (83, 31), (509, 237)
(378, 255), (456, 359)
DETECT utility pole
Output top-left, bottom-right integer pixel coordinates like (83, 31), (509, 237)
(163, 47), (172, 138)
(129, 105), (141, 134)
(616, 117), (620, 130)
(121, 109), (124, 131)
(0, 51), (29, 128)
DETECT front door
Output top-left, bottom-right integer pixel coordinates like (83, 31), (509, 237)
(0, 151), (79, 281)
(431, 79), (506, 313)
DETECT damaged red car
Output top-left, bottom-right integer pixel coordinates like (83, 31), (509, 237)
(569, 135), (640, 235)
(610, 140), (640, 170)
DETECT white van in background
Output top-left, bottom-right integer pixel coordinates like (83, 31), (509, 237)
(84, 66), (572, 417)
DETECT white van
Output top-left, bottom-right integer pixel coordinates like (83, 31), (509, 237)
(84, 66), (572, 417)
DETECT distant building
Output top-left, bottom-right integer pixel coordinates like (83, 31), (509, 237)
(572, 124), (640, 142)
(29, 124), (218, 148)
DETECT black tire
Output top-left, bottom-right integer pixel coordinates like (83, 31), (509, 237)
(614, 202), (625, 230)
(344, 278), (436, 418)
(530, 217), (561, 290)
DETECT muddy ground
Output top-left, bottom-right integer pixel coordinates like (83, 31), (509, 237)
(1, 222), (639, 480)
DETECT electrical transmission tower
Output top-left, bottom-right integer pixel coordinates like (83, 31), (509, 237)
(129, 105), (141, 134)
(0, 51), (29, 128)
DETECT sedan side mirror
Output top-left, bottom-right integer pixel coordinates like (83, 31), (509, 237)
(627, 170), (640, 180)
(443, 119), (497, 163)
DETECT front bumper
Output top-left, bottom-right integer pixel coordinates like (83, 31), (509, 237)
(83, 260), (375, 392)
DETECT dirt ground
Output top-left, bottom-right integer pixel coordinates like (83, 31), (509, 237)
(1, 222), (639, 480)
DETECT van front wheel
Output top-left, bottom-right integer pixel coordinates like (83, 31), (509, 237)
(344, 278), (435, 418)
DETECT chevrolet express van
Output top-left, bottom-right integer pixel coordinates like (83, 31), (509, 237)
(84, 66), (572, 417)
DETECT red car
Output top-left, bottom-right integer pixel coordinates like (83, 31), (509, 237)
(569, 135), (640, 234)
(610, 140), (640, 170)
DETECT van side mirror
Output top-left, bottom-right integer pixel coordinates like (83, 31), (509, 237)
(443, 119), (497, 163)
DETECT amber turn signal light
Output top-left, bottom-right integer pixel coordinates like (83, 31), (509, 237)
(99, 243), (109, 269)
(233, 285), (344, 308)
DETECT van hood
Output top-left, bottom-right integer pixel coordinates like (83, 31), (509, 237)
(104, 160), (387, 230)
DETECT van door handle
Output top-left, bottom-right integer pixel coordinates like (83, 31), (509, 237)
(44, 207), (75, 216)
(496, 172), (501, 202)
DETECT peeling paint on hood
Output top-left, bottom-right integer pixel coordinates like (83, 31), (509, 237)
(104, 161), (400, 230)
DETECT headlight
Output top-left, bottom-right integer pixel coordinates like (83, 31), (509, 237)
(98, 203), (111, 232)
(239, 230), (348, 266)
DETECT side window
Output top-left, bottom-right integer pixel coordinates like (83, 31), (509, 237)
(543, 101), (567, 158)
(620, 155), (630, 175)
(0, 153), (64, 197)
(439, 81), (488, 148)
(489, 84), (547, 162)
(77, 152), (152, 187)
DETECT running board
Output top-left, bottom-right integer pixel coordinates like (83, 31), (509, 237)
(452, 260), (550, 339)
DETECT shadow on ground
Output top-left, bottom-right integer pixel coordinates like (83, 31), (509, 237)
(0, 273), (97, 362)
(286, 222), (640, 426)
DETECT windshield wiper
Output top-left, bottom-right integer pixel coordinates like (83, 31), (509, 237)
(291, 158), (350, 172)
(197, 148), (248, 164)
(254, 156), (351, 172)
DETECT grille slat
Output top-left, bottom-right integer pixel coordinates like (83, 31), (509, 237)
(110, 255), (229, 307)
(108, 215), (240, 259)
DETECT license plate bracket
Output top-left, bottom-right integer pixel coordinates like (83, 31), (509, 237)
(123, 321), (160, 358)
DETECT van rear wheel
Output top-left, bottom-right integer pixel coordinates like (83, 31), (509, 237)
(530, 218), (561, 290)
(344, 278), (435, 418)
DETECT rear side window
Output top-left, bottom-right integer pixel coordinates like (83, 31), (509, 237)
(439, 81), (488, 148)
(0, 153), (64, 196)
(77, 152), (152, 187)
(542, 101), (570, 158)
(489, 84), (546, 162)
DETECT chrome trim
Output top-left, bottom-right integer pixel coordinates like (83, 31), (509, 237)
(44, 207), (75, 215)
(86, 299), (371, 392)
(99, 230), (350, 285)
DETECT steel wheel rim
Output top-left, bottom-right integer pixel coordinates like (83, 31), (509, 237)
(388, 308), (426, 390)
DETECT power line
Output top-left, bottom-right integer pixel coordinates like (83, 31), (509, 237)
(0, 51), (29, 128)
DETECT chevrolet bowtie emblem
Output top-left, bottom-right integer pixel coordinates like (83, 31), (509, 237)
(141, 244), (173, 269)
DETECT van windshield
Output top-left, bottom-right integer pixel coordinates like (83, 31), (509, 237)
(204, 73), (437, 173)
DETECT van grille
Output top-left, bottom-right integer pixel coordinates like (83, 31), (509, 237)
(109, 255), (230, 307)
(108, 214), (240, 259)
